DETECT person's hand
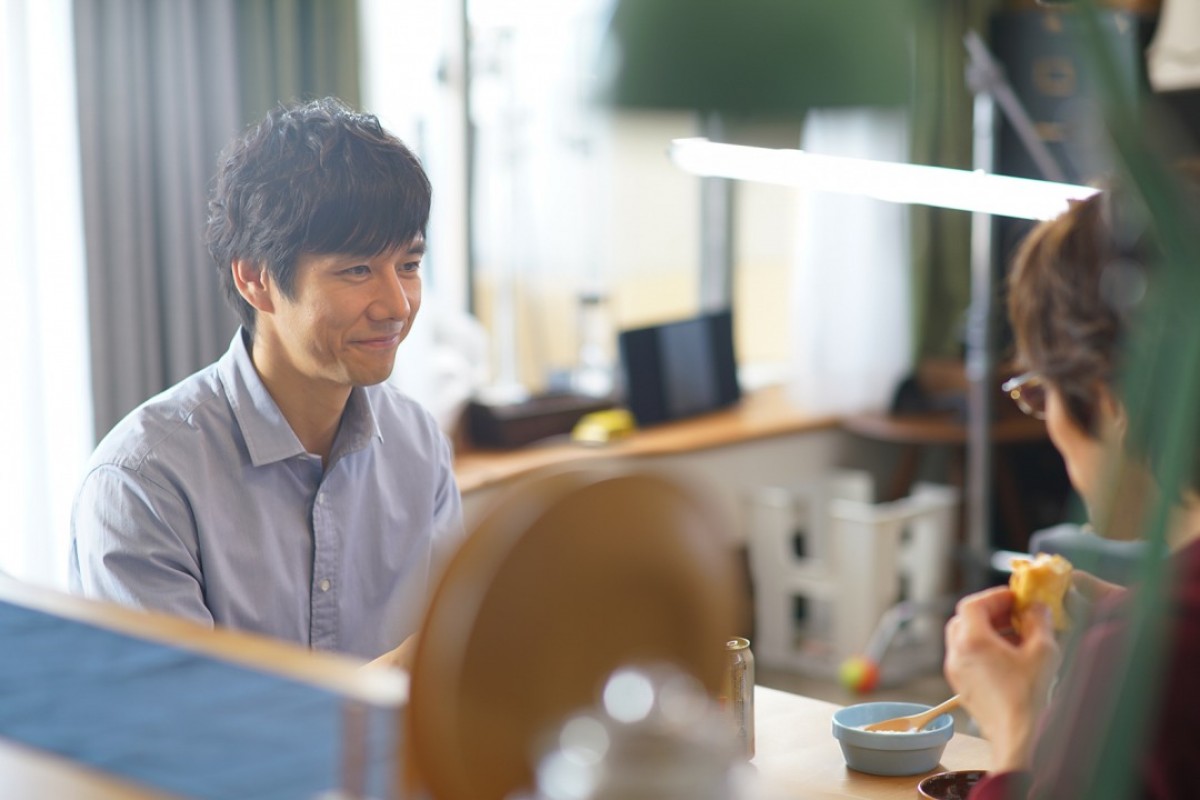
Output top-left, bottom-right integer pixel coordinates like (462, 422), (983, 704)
(364, 634), (418, 671)
(944, 586), (1062, 772)
(1063, 570), (1125, 631)
(1070, 569), (1124, 605)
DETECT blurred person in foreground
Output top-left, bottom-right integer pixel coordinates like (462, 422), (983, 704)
(944, 167), (1200, 799)
(70, 97), (462, 668)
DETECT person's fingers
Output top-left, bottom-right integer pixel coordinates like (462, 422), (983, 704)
(1063, 585), (1091, 626)
(1015, 603), (1064, 691)
(944, 614), (1008, 699)
(1016, 602), (1052, 639)
(955, 585), (1010, 616)
(1071, 570), (1100, 597)
(948, 587), (1025, 656)
(944, 612), (966, 650)
(1071, 570), (1122, 602)
(363, 634), (419, 671)
(947, 609), (1010, 663)
(1015, 604), (1059, 660)
(954, 585), (1009, 612)
(956, 585), (1018, 631)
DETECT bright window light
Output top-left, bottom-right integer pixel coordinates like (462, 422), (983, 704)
(670, 137), (1099, 221)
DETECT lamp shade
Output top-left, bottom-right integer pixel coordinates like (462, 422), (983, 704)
(601, 0), (916, 115)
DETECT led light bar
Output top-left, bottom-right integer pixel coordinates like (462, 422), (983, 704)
(670, 137), (1099, 221)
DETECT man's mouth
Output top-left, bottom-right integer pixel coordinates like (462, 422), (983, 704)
(354, 333), (403, 349)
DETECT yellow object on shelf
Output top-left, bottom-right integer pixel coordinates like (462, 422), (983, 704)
(571, 408), (637, 445)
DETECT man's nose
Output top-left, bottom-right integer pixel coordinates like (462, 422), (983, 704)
(370, 270), (413, 320)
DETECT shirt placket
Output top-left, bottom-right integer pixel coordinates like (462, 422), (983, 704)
(309, 470), (342, 651)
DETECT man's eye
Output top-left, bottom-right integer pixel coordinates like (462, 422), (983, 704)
(343, 265), (370, 276)
(400, 261), (421, 273)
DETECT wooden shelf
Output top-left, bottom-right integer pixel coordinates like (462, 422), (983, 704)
(843, 410), (1047, 446)
(454, 385), (839, 495)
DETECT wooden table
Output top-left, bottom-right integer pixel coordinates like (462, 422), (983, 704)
(2, 684), (992, 799)
(4, 574), (990, 799)
(753, 685), (992, 799)
(0, 738), (181, 799)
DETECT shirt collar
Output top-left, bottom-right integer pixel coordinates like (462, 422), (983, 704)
(332, 386), (384, 463)
(217, 328), (382, 467)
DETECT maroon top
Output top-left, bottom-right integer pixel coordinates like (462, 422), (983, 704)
(971, 538), (1200, 800)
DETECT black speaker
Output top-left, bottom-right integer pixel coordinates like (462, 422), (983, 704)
(618, 309), (741, 426)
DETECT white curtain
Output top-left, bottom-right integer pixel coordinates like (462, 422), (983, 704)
(359, 0), (490, 432)
(361, 0), (607, 427)
(788, 108), (913, 415)
(1148, 0), (1200, 92)
(0, 0), (94, 586)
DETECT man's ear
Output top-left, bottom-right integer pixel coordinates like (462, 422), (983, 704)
(231, 259), (274, 314)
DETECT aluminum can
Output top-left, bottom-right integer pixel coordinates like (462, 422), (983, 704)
(720, 636), (755, 758)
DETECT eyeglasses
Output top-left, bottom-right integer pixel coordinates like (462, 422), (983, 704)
(1001, 372), (1047, 420)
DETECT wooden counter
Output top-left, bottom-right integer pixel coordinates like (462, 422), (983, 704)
(454, 385), (839, 496)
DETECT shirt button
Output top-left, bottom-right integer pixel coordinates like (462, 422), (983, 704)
(319, 579), (331, 592)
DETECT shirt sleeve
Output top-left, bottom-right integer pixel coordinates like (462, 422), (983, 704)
(970, 771), (1031, 800)
(70, 463), (214, 626)
(429, 429), (465, 578)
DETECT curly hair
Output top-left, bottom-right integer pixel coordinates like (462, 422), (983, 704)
(205, 97), (431, 333)
(1006, 192), (1126, 434)
(1007, 163), (1200, 493)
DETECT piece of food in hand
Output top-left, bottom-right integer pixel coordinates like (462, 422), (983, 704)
(1009, 553), (1073, 633)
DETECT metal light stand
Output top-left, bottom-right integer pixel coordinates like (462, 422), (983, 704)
(699, 111), (735, 313)
(961, 31), (1069, 588)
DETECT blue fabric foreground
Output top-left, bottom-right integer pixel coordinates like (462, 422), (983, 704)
(0, 601), (399, 800)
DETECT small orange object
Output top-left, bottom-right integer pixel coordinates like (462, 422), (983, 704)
(838, 655), (880, 694)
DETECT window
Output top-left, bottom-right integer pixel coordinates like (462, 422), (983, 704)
(1, 0), (93, 586)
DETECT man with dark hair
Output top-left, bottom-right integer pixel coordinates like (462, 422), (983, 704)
(70, 98), (462, 666)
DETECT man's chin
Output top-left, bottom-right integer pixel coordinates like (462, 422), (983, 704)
(359, 372), (396, 388)
(350, 360), (399, 388)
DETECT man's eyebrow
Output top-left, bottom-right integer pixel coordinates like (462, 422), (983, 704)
(406, 240), (427, 256)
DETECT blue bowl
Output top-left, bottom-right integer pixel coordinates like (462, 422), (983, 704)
(831, 701), (955, 777)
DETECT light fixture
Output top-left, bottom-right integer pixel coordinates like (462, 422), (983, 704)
(669, 137), (1100, 221)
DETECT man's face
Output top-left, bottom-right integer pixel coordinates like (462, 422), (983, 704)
(261, 239), (424, 391)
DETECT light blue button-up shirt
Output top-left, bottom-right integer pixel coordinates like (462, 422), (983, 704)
(70, 330), (463, 659)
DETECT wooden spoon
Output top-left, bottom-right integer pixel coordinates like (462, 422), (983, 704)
(862, 695), (961, 733)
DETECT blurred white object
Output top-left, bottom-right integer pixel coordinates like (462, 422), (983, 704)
(572, 290), (616, 398)
(671, 136), (1096, 221)
(789, 108), (913, 416)
(1148, 0), (1200, 92)
(532, 665), (754, 800)
(389, 292), (489, 434)
(745, 471), (958, 681)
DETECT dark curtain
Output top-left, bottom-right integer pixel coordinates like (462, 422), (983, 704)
(74, 0), (360, 440)
(236, 0), (361, 123)
(909, 0), (1000, 361)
